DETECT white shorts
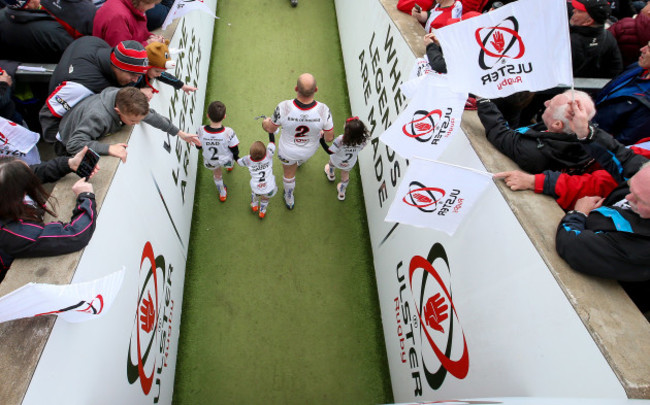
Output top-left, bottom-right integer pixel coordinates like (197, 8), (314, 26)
(254, 186), (278, 198)
(277, 150), (315, 166)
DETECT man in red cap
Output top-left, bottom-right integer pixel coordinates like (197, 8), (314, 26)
(39, 37), (150, 144)
(569, 0), (623, 79)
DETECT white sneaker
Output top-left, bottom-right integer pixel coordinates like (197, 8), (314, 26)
(337, 183), (346, 201)
(324, 163), (335, 182)
(284, 190), (295, 210)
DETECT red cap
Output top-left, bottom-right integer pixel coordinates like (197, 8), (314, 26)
(571, 0), (588, 12)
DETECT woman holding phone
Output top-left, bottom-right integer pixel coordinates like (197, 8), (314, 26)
(0, 147), (99, 281)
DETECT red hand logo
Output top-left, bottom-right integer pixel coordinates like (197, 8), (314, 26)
(413, 193), (433, 204)
(424, 292), (449, 333)
(139, 291), (155, 333)
(490, 31), (505, 54)
(415, 122), (432, 132)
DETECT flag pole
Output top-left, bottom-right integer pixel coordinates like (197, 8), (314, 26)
(412, 156), (493, 177)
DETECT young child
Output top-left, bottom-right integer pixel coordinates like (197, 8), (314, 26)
(321, 117), (370, 201)
(237, 133), (277, 219)
(197, 101), (240, 202)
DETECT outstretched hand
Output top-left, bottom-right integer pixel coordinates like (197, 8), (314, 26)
(493, 170), (535, 191)
(109, 143), (128, 163)
(181, 85), (197, 94)
(179, 131), (201, 147)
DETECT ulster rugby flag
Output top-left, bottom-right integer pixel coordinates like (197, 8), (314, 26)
(385, 159), (492, 235)
(162, 0), (217, 29)
(0, 267), (125, 324)
(0, 117), (39, 153)
(436, 0), (572, 98)
(380, 74), (466, 161)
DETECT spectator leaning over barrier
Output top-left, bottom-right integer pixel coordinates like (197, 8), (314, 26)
(0, 148), (99, 281)
(136, 41), (198, 99)
(555, 99), (650, 282)
(39, 38), (150, 144)
(570, 0), (624, 79)
(57, 86), (200, 162)
(608, 2), (650, 67)
(93, 0), (166, 47)
(412, 0), (463, 33)
(476, 90), (598, 175)
(591, 42), (650, 145)
(494, 140), (650, 210)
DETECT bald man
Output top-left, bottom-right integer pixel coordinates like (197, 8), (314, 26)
(555, 99), (650, 281)
(477, 90), (598, 174)
(263, 73), (334, 210)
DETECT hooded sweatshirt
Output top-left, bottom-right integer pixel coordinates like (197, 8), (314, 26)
(58, 87), (180, 155)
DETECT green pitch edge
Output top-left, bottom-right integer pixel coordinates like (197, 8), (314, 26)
(172, 0), (393, 404)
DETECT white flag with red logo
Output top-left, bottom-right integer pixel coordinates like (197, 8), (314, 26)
(0, 117), (41, 165)
(162, 0), (218, 30)
(0, 267), (126, 324)
(385, 159), (492, 235)
(380, 74), (466, 160)
(435, 0), (572, 98)
(0, 117), (39, 153)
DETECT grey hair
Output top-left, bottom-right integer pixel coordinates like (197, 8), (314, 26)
(552, 90), (596, 134)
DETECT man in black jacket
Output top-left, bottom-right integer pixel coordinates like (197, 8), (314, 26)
(39, 38), (149, 144)
(570, 0), (623, 79)
(556, 99), (650, 282)
(477, 90), (598, 174)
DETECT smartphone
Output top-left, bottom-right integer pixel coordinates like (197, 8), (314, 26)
(76, 148), (100, 180)
(414, 4), (422, 12)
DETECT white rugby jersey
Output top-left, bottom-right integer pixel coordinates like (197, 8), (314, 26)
(198, 125), (240, 168)
(327, 135), (368, 170)
(271, 99), (334, 161)
(237, 143), (277, 195)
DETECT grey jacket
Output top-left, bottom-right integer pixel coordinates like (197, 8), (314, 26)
(59, 87), (180, 155)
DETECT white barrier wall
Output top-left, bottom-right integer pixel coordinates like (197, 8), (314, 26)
(20, 7), (215, 405)
(335, 0), (628, 402)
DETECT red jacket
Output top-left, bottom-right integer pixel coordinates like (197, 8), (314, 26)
(608, 12), (650, 68)
(535, 138), (650, 210)
(92, 0), (151, 47)
(396, 0), (487, 14)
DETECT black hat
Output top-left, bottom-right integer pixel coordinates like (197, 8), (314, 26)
(572, 0), (610, 25)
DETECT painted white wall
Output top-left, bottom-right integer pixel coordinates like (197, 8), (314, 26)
(22, 6), (216, 404)
(335, 0), (627, 402)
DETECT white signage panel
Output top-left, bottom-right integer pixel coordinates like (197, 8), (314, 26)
(22, 4), (216, 404)
(335, 0), (626, 402)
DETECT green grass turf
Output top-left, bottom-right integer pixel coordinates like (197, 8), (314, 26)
(172, 0), (393, 404)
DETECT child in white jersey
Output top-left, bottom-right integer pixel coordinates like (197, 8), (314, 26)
(237, 133), (277, 219)
(197, 101), (239, 202)
(320, 117), (370, 201)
